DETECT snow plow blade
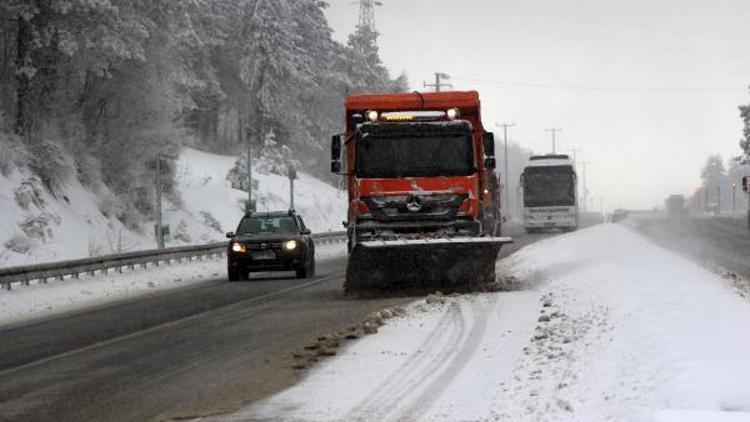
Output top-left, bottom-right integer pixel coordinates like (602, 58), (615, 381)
(345, 237), (513, 296)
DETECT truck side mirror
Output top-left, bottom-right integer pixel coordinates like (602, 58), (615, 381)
(226, 232), (235, 239)
(331, 134), (343, 174)
(483, 132), (495, 157)
(484, 157), (497, 169)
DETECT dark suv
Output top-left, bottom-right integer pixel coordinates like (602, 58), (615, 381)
(226, 211), (315, 281)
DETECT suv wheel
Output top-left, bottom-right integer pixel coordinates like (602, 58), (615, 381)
(228, 267), (240, 282)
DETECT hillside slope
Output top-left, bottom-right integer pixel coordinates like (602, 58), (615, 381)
(0, 147), (345, 268)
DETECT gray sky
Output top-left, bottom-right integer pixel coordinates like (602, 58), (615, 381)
(323, 0), (750, 210)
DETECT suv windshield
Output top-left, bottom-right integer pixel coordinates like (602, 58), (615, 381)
(524, 166), (576, 207)
(355, 126), (474, 178)
(238, 216), (298, 234)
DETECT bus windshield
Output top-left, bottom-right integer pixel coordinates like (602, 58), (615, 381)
(523, 166), (576, 207)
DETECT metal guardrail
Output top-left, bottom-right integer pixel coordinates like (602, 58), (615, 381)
(0, 231), (347, 291)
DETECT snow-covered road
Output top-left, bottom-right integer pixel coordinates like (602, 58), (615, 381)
(221, 224), (750, 422)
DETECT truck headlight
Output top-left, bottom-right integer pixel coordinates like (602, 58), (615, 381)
(231, 242), (246, 253)
(284, 240), (298, 251)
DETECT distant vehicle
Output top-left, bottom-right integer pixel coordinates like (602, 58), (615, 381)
(330, 90), (512, 295)
(521, 154), (579, 233)
(611, 209), (629, 223)
(664, 195), (685, 216)
(225, 211), (315, 281)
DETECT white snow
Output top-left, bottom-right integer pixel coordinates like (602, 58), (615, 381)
(0, 146), (345, 268)
(220, 224), (750, 422)
(0, 242), (346, 327)
(174, 147), (346, 238)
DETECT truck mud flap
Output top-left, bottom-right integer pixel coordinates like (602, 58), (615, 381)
(345, 237), (513, 296)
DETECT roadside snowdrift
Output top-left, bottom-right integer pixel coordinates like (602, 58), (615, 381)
(0, 147), (344, 268)
(225, 224), (750, 422)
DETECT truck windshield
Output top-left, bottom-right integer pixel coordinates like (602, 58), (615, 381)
(523, 166), (576, 207)
(238, 216), (298, 234)
(355, 131), (474, 178)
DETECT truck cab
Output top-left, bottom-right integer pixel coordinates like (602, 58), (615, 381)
(330, 91), (511, 294)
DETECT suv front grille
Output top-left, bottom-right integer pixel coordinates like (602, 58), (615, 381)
(245, 242), (283, 251)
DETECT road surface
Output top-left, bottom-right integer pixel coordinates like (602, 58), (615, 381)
(0, 216), (601, 422)
(631, 213), (750, 279)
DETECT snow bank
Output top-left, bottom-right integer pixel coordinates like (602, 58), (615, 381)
(499, 224), (750, 420)
(222, 224), (750, 422)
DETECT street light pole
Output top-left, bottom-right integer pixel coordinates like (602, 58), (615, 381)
(282, 145), (296, 212)
(247, 132), (254, 214)
(156, 152), (164, 249)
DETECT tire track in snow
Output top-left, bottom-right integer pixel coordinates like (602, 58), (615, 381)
(345, 302), (464, 420)
(346, 297), (494, 421)
(397, 296), (494, 420)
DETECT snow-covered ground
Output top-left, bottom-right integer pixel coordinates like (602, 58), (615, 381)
(223, 224), (750, 422)
(0, 146), (345, 268)
(0, 242), (346, 327)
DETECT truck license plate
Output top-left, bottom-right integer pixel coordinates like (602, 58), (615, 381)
(253, 251), (276, 260)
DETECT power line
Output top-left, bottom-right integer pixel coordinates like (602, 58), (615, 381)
(453, 77), (745, 94)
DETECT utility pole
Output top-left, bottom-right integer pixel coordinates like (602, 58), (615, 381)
(733, 181), (737, 213)
(423, 72), (452, 92)
(156, 152), (164, 249)
(546, 128), (562, 154)
(496, 122), (515, 219)
(582, 161), (588, 213)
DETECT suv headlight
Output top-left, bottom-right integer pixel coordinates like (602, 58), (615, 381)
(231, 242), (246, 253)
(284, 240), (298, 251)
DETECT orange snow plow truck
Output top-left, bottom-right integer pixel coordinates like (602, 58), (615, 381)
(330, 91), (513, 294)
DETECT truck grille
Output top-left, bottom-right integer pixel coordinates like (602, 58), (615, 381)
(363, 194), (466, 222)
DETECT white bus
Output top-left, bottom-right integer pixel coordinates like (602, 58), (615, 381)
(521, 154), (579, 233)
